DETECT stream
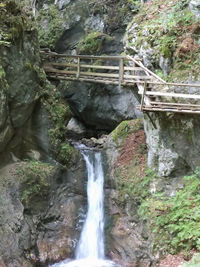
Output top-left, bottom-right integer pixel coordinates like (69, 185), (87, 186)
(51, 147), (121, 267)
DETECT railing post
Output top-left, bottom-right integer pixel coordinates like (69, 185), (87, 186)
(77, 57), (80, 79)
(140, 82), (147, 111)
(119, 58), (124, 89)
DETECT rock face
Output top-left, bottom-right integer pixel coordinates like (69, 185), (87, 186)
(0, 1), (45, 166)
(104, 121), (154, 267)
(0, 155), (87, 267)
(36, 0), (141, 132)
(61, 81), (141, 132)
(144, 113), (200, 177)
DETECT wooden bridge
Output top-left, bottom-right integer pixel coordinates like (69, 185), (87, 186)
(41, 50), (200, 115)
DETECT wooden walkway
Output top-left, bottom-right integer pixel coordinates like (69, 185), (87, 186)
(41, 50), (200, 115)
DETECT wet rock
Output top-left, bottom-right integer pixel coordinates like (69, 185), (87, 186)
(66, 117), (86, 138)
(61, 81), (141, 131)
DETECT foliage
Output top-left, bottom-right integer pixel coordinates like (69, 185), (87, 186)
(17, 160), (53, 205)
(0, 0), (34, 46)
(78, 31), (113, 55)
(130, 0), (200, 79)
(42, 83), (74, 166)
(115, 165), (156, 204)
(58, 143), (79, 166)
(111, 119), (143, 145)
(139, 167), (200, 254)
(37, 4), (63, 48)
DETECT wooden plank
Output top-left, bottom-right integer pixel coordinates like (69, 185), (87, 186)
(41, 52), (126, 60)
(134, 80), (200, 88)
(47, 75), (121, 85)
(147, 105), (200, 111)
(46, 69), (119, 78)
(77, 57), (80, 78)
(124, 75), (151, 80)
(126, 55), (166, 83)
(141, 107), (200, 114)
(45, 67), (152, 80)
(145, 91), (200, 100)
(46, 63), (143, 71)
(140, 83), (147, 111)
(150, 101), (200, 108)
(119, 58), (124, 86)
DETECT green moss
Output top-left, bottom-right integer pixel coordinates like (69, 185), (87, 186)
(0, 0), (34, 46)
(37, 4), (63, 48)
(115, 163), (156, 204)
(58, 143), (79, 166)
(139, 167), (200, 254)
(130, 0), (200, 79)
(17, 160), (53, 206)
(78, 31), (113, 55)
(42, 83), (73, 166)
(111, 119), (143, 145)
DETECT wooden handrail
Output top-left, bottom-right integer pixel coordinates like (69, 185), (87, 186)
(126, 55), (166, 83)
(41, 50), (200, 116)
(41, 51), (126, 60)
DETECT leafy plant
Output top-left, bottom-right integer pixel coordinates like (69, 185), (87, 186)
(139, 167), (200, 254)
(58, 143), (79, 166)
(17, 160), (53, 205)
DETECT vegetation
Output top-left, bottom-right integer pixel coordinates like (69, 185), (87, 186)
(111, 119), (143, 145)
(17, 160), (53, 206)
(42, 82), (75, 166)
(128, 0), (200, 80)
(115, 165), (156, 204)
(0, 0), (32, 46)
(77, 31), (113, 55)
(37, 4), (63, 48)
(139, 167), (200, 254)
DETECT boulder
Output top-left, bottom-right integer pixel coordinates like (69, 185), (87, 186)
(66, 117), (86, 138)
(61, 81), (141, 132)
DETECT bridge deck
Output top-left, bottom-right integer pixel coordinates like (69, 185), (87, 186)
(41, 50), (200, 115)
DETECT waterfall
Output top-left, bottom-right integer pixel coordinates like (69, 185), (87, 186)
(50, 147), (121, 267)
(75, 151), (104, 259)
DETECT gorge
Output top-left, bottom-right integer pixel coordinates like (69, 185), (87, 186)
(0, 0), (200, 267)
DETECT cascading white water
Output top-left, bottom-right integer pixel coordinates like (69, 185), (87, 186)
(75, 152), (104, 259)
(50, 148), (121, 267)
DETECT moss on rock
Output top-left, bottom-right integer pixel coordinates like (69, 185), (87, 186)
(16, 160), (54, 208)
(126, 0), (200, 80)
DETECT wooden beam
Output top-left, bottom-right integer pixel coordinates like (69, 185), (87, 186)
(140, 82), (147, 111)
(133, 80), (200, 88)
(141, 107), (200, 114)
(150, 101), (200, 108)
(126, 55), (166, 83)
(119, 58), (124, 86)
(77, 57), (80, 78)
(145, 91), (200, 99)
(46, 62), (143, 72)
(41, 51), (127, 60)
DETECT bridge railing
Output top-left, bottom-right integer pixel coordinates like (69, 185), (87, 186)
(138, 81), (200, 113)
(41, 50), (200, 114)
(40, 50), (160, 86)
